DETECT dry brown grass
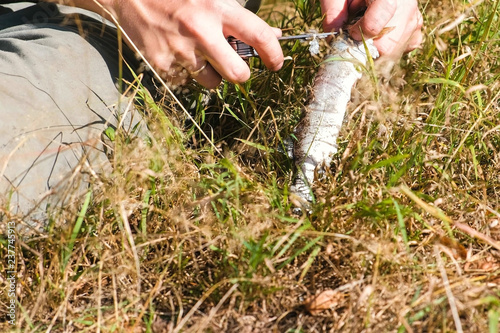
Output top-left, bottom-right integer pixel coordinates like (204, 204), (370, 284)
(1, 0), (500, 332)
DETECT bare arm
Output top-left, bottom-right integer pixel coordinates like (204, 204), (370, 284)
(48, 0), (284, 89)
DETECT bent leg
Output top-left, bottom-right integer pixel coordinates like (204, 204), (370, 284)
(0, 3), (143, 232)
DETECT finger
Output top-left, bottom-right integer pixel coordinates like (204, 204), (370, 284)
(173, 52), (222, 89)
(192, 62), (222, 89)
(271, 27), (283, 38)
(405, 12), (424, 52)
(373, 33), (401, 56)
(372, 20), (409, 56)
(349, 0), (398, 40)
(321, 0), (349, 32)
(199, 34), (252, 83)
(155, 51), (202, 87)
(222, 9), (284, 72)
(372, 9), (421, 56)
(405, 30), (423, 52)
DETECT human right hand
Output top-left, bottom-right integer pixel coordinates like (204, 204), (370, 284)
(112, 0), (284, 89)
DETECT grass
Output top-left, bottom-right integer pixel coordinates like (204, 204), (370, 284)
(1, 0), (500, 331)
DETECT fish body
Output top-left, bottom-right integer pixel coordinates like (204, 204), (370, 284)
(291, 35), (379, 205)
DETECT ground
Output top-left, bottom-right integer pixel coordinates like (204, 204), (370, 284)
(1, 0), (500, 332)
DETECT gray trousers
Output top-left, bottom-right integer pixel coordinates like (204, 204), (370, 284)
(0, 0), (261, 230)
(0, 2), (143, 230)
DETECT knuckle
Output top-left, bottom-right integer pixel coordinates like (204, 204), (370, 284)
(151, 54), (170, 71)
(182, 20), (204, 39)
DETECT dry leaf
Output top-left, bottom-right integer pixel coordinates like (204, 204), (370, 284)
(374, 26), (396, 39)
(304, 289), (344, 315)
(437, 235), (467, 260)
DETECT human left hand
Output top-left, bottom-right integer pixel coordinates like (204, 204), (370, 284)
(320, 0), (423, 57)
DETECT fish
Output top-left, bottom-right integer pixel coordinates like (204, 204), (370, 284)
(290, 34), (379, 210)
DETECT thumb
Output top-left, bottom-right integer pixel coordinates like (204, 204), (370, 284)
(321, 0), (350, 32)
(349, 0), (397, 40)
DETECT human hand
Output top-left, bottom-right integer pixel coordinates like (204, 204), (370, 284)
(109, 0), (283, 89)
(320, 0), (423, 57)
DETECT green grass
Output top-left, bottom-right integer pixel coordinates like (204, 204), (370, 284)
(1, 0), (500, 331)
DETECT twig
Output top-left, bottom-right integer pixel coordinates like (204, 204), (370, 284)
(434, 246), (463, 333)
(453, 221), (500, 252)
(119, 203), (142, 296)
(97, 260), (103, 333)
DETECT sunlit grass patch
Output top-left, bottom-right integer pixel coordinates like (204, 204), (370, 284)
(1, 0), (499, 332)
